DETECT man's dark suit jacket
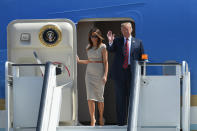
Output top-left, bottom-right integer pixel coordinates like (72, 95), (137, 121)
(107, 37), (144, 81)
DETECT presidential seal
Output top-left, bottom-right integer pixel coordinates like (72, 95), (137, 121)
(39, 24), (62, 47)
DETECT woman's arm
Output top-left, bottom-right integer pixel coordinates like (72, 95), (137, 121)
(102, 47), (108, 83)
(76, 55), (90, 64)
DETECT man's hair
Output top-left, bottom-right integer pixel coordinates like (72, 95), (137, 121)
(121, 22), (132, 28)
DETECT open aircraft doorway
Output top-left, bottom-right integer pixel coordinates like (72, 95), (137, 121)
(76, 18), (135, 125)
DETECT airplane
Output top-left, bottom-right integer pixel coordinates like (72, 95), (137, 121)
(0, 0), (196, 131)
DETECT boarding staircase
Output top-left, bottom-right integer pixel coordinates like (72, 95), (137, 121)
(5, 61), (190, 131)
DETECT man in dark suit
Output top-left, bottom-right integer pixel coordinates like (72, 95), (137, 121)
(107, 22), (144, 126)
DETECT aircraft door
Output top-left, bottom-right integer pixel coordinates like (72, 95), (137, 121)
(7, 19), (77, 127)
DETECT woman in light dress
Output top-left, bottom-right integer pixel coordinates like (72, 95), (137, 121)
(77, 28), (108, 126)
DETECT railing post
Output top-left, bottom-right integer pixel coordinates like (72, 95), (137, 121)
(5, 61), (14, 131)
(36, 62), (56, 131)
(181, 61), (191, 131)
(127, 61), (141, 131)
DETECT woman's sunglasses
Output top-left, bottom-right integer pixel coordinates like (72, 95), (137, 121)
(91, 35), (98, 38)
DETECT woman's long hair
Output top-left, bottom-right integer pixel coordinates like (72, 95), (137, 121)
(87, 28), (104, 50)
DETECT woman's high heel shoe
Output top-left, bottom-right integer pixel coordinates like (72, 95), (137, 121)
(91, 119), (96, 126)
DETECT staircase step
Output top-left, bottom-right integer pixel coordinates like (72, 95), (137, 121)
(139, 126), (178, 131)
(140, 128), (178, 131)
(57, 125), (127, 131)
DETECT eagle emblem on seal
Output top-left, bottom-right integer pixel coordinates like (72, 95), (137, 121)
(39, 24), (62, 47)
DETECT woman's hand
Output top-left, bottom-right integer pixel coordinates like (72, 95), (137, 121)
(76, 55), (90, 64)
(76, 55), (79, 63)
(102, 76), (107, 84)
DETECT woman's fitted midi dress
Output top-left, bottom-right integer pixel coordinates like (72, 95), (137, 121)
(85, 44), (106, 102)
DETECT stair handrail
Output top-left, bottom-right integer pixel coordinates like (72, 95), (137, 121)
(182, 61), (191, 131)
(127, 61), (142, 131)
(36, 62), (57, 131)
(5, 61), (15, 131)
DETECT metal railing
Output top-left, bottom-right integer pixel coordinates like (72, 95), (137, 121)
(182, 61), (191, 131)
(5, 62), (46, 131)
(5, 61), (14, 131)
(127, 61), (141, 131)
(36, 62), (57, 131)
(127, 61), (191, 131)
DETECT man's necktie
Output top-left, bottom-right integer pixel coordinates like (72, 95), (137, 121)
(123, 38), (129, 69)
